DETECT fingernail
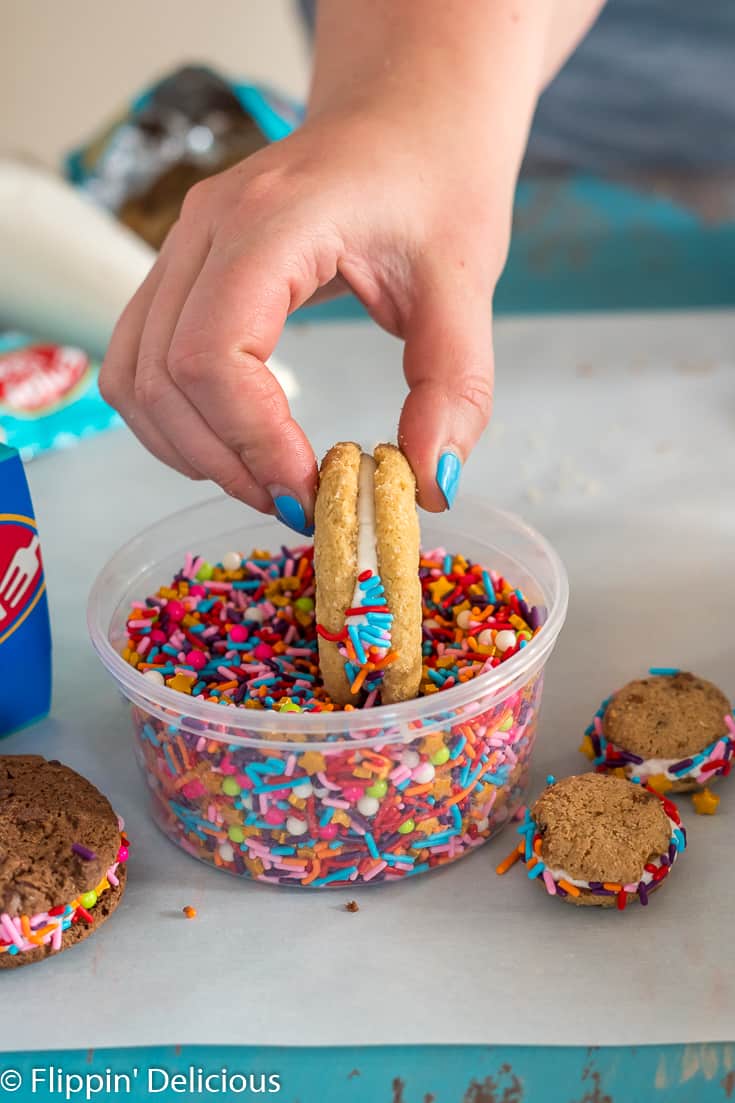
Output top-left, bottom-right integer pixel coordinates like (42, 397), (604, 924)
(436, 451), (462, 508)
(270, 492), (314, 537)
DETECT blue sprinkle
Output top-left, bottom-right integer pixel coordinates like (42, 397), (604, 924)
(546, 774), (556, 785)
(319, 808), (333, 827)
(162, 644), (179, 656)
(649, 667), (680, 677)
(528, 860), (545, 879)
(348, 625), (367, 665)
(311, 867), (359, 887)
(422, 831), (456, 847)
(482, 571), (496, 603)
(450, 735), (466, 760)
(443, 554), (452, 575)
(407, 862), (430, 877)
(365, 833), (379, 859)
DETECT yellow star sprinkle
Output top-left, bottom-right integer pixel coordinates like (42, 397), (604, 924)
(646, 774), (673, 794)
(299, 751), (326, 776)
(428, 577), (454, 604)
(579, 735), (596, 760)
(692, 787), (720, 815)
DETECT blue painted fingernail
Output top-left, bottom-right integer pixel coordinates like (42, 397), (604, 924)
(271, 494), (314, 537)
(436, 451), (462, 508)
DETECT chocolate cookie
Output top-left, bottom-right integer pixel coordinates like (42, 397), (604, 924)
(581, 669), (734, 794)
(496, 772), (686, 909)
(0, 756), (129, 967)
(314, 442), (422, 706)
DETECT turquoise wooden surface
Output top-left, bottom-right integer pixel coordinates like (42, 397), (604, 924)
(2, 1043), (734, 1101)
(295, 175), (735, 322)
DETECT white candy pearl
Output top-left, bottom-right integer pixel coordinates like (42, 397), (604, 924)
(287, 816), (308, 836)
(218, 842), (235, 862)
(222, 551), (242, 572)
(412, 761), (435, 785)
(494, 630), (517, 652)
(143, 669), (165, 685)
(400, 749), (420, 769)
(292, 781), (313, 800)
(475, 817), (489, 834)
(357, 796), (380, 817)
(477, 629), (494, 647)
(244, 607), (264, 623)
(456, 609), (473, 630)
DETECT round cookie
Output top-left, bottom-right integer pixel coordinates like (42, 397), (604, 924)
(0, 756), (129, 967)
(581, 670), (734, 793)
(496, 773), (686, 908)
(314, 442), (422, 706)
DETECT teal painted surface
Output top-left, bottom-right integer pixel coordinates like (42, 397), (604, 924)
(293, 175), (735, 322)
(1, 1044), (733, 1102)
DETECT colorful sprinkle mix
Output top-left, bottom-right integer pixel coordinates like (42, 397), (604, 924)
(123, 545), (544, 711)
(120, 545), (547, 888)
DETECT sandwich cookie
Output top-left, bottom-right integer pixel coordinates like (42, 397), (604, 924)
(496, 772), (686, 909)
(314, 442), (422, 706)
(0, 756), (129, 967)
(581, 669), (734, 809)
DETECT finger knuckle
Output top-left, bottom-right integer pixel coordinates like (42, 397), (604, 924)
(98, 364), (122, 408)
(457, 373), (493, 422)
(134, 359), (168, 409)
(180, 179), (212, 221)
(168, 344), (208, 389)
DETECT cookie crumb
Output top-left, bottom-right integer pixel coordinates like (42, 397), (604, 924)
(182, 905), (197, 919)
(345, 900), (359, 913)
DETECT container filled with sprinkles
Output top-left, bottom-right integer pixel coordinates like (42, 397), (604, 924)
(88, 495), (568, 888)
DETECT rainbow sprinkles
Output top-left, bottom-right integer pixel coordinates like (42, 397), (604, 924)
(0, 825), (129, 958)
(316, 567), (396, 701)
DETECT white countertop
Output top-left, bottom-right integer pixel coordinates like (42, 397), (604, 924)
(4, 311), (735, 1050)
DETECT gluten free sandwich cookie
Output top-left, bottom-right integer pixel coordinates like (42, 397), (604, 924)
(496, 772), (686, 909)
(0, 756), (129, 967)
(581, 669), (734, 801)
(314, 442), (422, 706)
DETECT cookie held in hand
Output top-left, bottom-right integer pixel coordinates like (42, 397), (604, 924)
(496, 772), (686, 909)
(314, 442), (422, 706)
(0, 756), (129, 967)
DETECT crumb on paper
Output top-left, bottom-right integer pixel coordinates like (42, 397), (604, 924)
(345, 900), (360, 913)
(182, 905), (197, 919)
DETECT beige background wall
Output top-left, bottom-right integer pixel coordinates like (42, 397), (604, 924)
(3, 0), (310, 167)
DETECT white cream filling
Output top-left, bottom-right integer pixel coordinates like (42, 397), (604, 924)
(351, 453), (379, 606)
(543, 812), (681, 892)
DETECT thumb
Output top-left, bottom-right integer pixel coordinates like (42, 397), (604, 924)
(398, 285), (494, 511)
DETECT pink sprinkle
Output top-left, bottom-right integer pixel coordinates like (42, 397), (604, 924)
(594, 716), (603, 734)
(137, 637), (151, 657)
(542, 871), (557, 895)
(724, 714), (735, 736)
(284, 755), (296, 777)
(51, 926), (63, 951)
(230, 625), (248, 643)
(316, 771), (341, 792)
(322, 798), (350, 810)
(389, 765), (411, 783)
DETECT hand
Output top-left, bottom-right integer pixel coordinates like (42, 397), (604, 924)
(100, 106), (506, 531)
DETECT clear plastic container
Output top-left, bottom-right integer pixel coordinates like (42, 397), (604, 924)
(88, 495), (568, 888)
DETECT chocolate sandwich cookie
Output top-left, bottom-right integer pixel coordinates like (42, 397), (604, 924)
(496, 772), (686, 909)
(314, 442), (422, 706)
(581, 669), (734, 800)
(0, 756), (129, 967)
